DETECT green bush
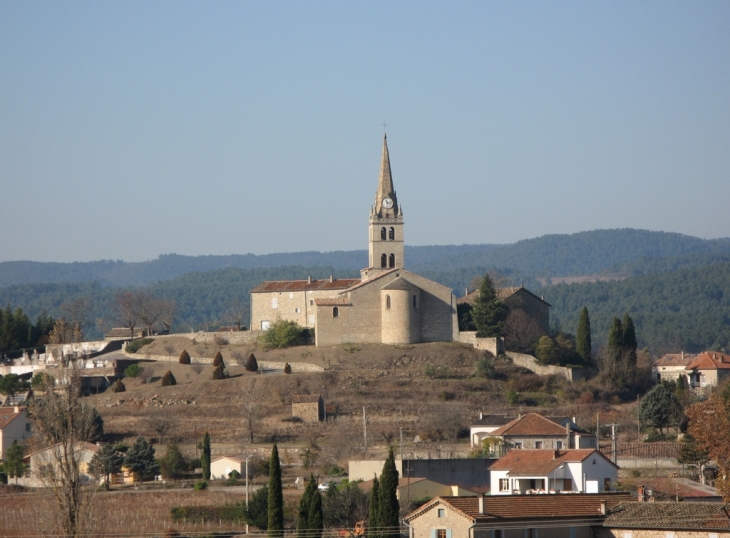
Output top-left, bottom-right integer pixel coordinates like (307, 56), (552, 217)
(179, 350), (191, 364)
(258, 319), (308, 349)
(161, 371), (176, 387)
(124, 364), (142, 378)
(127, 338), (154, 354)
(194, 480), (208, 491)
(506, 388), (519, 405)
(474, 356), (496, 378)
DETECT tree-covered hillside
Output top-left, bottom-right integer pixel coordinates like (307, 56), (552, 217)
(2, 229), (729, 288)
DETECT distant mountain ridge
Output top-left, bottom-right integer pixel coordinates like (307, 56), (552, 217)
(1, 229), (729, 288)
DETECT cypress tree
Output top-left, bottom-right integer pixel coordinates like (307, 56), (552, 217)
(379, 447), (400, 537)
(213, 363), (225, 379)
(179, 350), (191, 364)
(213, 351), (224, 367)
(622, 313), (638, 365)
(297, 474), (316, 538)
(576, 306), (592, 363)
(307, 489), (323, 538)
(471, 273), (508, 337)
(246, 353), (259, 372)
(201, 432), (211, 481)
(268, 443), (284, 536)
(607, 317), (623, 360)
(161, 370), (176, 386)
(368, 476), (381, 538)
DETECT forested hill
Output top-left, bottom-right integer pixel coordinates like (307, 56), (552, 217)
(2, 229), (729, 288)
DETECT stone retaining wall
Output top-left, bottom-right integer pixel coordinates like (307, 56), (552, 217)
(123, 351), (324, 372)
(507, 351), (590, 382)
(175, 331), (264, 345)
(457, 332), (504, 355)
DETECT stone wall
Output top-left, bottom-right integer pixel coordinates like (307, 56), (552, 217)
(458, 332), (504, 356)
(122, 350), (324, 372)
(292, 400), (323, 422)
(507, 351), (590, 382)
(176, 331), (262, 345)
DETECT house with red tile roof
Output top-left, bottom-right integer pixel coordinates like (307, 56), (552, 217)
(0, 406), (31, 459)
(479, 413), (596, 453)
(489, 449), (618, 495)
(250, 135), (458, 346)
(598, 501), (730, 538)
(685, 352), (730, 394)
(652, 352), (697, 384)
(404, 492), (632, 538)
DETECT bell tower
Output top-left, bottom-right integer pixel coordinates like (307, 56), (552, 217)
(366, 134), (404, 278)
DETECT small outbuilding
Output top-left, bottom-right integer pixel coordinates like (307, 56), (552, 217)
(210, 456), (245, 480)
(292, 394), (324, 422)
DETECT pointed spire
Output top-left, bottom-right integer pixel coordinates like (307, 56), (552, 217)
(375, 134), (397, 216)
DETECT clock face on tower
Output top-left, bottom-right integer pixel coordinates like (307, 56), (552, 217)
(382, 197), (393, 209)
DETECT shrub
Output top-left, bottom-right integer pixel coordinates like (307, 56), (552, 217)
(213, 351), (224, 367)
(161, 371), (176, 387)
(474, 356), (496, 378)
(214, 334), (229, 346)
(505, 388), (519, 405)
(245, 353), (259, 372)
(112, 379), (126, 393)
(439, 391), (455, 401)
(258, 319), (308, 349)
(179, 350), (191, 364)
(212, 364), (226, 380)
(126, 338), (154, 354)
(194, 481), (208, 491)
(228, 469), (241, 480)
(31, 371), (54, 389)
(124, 364), (142, 378)
(284, 363), (292, 374)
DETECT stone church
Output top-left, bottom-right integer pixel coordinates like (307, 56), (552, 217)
(250, 135), (459, 347)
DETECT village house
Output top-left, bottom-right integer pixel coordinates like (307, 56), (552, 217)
(404, 492), (632, 538)
(210, 456), (246, 480)
(21, 442), (100, 487)
(457, 285), (551, 335)
(685, 351), (730, 394)
(0, 406), (31, 459)
(489, 449), (618, 495)
(292, 394), (324, 422)
(652, 352), (697, 384)
(359, 477), (478, 501)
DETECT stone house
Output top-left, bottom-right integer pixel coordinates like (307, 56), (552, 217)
(599, 501), (730, 538)
(359, 477), (478, 501)
(457, 286), (551, 335)
(652, 352), (697, 384)
(685, 352), (730, 394)
(489, 448), (618, 495)
(470, 413), (515, 449)
(480, 413), (596, 453)
(21, 442), (100, 487)
(404, 492), (632, 538)
(292, 394), (324, 422)
(0, 406), (31, 459)
(211, 456), (246, 480)
(250, 135), (458, 347)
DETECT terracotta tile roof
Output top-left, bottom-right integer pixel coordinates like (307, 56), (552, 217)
(405, 493), (632, 523)
(292, 394), (322, 403)
(686, 351), (730, 371)
(0, 406), (26, 429)
(489, 449), (615, 475)
(604, 501), (730, 530)
(472, 414), (514, 427)
(314, 298), (351, 306)
(250, 278), (361, 293)
(343, 268), (400, 292)
(212, 455), (246, 464)
(25, 441), (101, 459)
(380, 277), (421, 291)
(457, 287), (551, 307)
(654, 353), (697, 368)
(491, 413), (569, 437)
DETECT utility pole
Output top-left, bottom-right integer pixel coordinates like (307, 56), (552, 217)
(637, 395), (641, 440)
(363, 407), (367, 459)
(245, 454), (253, 534)
(607, 423), (619, 464)
(400, 427), (403, 461)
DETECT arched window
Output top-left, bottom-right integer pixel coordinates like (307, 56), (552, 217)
(381, 227), (387, 240)
(333, 307), (339, 318)
(389, 227), (395, 240)
(385, 295), (391, 309)
(381, 254), (387, 268)
(389, 254), (395, 268)
(413, 295), (418, 309)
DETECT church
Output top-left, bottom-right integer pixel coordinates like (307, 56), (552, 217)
(250, 135), (459, 347)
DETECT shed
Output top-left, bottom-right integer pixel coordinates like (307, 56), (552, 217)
(292, 394), (324, 422)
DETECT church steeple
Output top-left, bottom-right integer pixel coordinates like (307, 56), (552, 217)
(374, 134), (400, 218)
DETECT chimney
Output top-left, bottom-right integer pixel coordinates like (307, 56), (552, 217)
(714, 353), (717, 360)
(14, 405), (20, 413)
(553, 449), (560, 459)
(329, 275), (334, 282)
(308, 276), (312, 284)
(638, 485), (645, 502)
(478, 495), (484, 515)
(479, 411), (483, 420)
(566, 423), (571, 449)
(682, 351), (684, 361)
(599, 501), (607, 515)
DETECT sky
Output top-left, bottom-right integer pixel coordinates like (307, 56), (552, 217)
(1, 1), (729, 263)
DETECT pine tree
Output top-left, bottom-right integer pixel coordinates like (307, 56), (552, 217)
(368, 476), (381, 538)
(90, 443), (124, 490)
(201, 432), (211, 481)
(471, 273), (508, 338)
(307, 489), (323, 538)
(161, 370), (176, 386)
(622, 313), (638, 365)
(178, 350), (191, 364)
(607, 317), (623, 359)
(213, 351), (224, 367)
(246, 353), (259, 372)
(268, 443), (284, 536)
(124, 436), (159, 482)
(4, 440), (26, 484)
(576, 306), (592, 363)
(297, 474), (316, 538)
(378, 447), (400, 537)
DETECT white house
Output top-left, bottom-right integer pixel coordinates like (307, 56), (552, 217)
(0, 406), (32, 459)
(210, 456), (245, 480)
(489, 449), (618, 495)
(469, 413), (514, 448)
(21, 442), (100, 488)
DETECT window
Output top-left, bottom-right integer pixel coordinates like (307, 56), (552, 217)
(381, 254), (387, 268)
(623, 533), (633, 538)
(385, 295), (391, 309)
(557, 440), (563, 449)
(261, 321), (270, 330)
(514, 442), (523, 449)
(437, 509), (445, 518)
(271, 298), (278, 309)
(333, 307), (339, 318)
(499, 478), (509, 491)
(437, 530), (447, 538)
(535, 441), (543, 449)
(389, 227), (395, 240)
(389, 254), (395, 268)
(295, 308), (301, 313)
(289, 293), (293, 299)
(593, 459), (596, 464)
(413, 295), (417, 308)
(563, 478), (572, 491)
(26, 423), (31, 432)
(310, 300), (314, 306)
(381, 227), (387, 240)
(493, 531), (503, 538)
(605, 478), (611, 491)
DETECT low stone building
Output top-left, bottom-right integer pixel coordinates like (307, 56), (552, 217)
(211, 456), (245, 480)
(599, 501), (730, 538)
(292, 394), (324, 422)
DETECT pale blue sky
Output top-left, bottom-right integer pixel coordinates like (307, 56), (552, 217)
(1, 1), (729, 263)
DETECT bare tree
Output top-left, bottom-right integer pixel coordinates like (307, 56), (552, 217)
(60, 297), (92, 340)
(143, 411), (178, 445)
(502, 309), (543, 353)
(114, 291), (139, 339)
(28, 367), (101, 537)
(241, 380), (260, 443)
(159, 298), (177, 333)
(225, 298), (247, 331)
(134, 291), (163, 337)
